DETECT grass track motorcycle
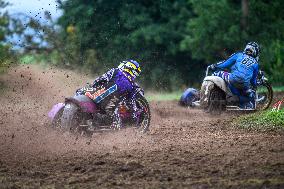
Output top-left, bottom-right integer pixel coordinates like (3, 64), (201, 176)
(48, 83), (151, 135)
(180, 66), (273, 114)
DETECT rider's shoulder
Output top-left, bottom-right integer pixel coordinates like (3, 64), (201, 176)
(228, 52), (242, 59)
(235, 52), (244, 56)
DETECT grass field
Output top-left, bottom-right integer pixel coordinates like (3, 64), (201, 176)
(146, 86), (284, 102)
(235, 110), (284, 131)
(145, 91), (183, 101)
(273, 86), (284, 92)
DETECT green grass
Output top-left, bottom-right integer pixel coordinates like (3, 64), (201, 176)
(145, 85), (284, 102)
(235, 110), (284, 131)
(258, 86), (284, 93)
(19, 54), (47, 65)
(0, 60), (12, 74)
(273, 86), (284, 92)
(145, 89), (284, 131)
(145, 91), (182, 101)
(0, 66), (7, 74)
(19, 53), (60, 66)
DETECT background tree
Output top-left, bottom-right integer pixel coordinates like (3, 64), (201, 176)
(38, 0), (284, 89)
(57, 0), (197, 90)
(0, 0), (12, 72)
(181, 0), (284, 85)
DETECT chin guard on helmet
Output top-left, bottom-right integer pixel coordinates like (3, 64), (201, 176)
(118, 59), (141, 79)
(244, 41), (260, 59)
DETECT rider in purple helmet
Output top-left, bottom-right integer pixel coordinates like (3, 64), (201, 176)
(90, 59), (142, 128)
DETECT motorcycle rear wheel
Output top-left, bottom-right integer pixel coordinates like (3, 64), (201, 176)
(207, 86), (226, 115)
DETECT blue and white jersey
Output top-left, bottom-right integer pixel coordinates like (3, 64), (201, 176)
(216, 52), (259, 87)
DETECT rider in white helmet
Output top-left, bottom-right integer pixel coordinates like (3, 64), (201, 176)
(209, 42), (260, 109)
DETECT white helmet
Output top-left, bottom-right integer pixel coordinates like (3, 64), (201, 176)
(244, 42), (260, 59)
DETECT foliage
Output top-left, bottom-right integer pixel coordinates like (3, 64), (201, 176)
(235, 110), (284, 131)
(56, 0), (283, 89)
(5, 0), (282, 90)
(19, 52), (60, 66)
(0, 0), (13, 72)
(146, 90), (183, 102)
(181, 0), (244, 62)
(273, 86), (284, 92)
(181, 0), (284, 84)
(57, 0), (198, 90)
(9, 11), (63, 55)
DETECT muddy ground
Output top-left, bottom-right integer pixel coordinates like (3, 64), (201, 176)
(0, 65), (283, 189)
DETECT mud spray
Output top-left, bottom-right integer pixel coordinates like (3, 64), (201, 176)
(0, 65), (283, 188)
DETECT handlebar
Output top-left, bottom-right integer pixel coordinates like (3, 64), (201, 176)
(258, 70), (268, 84)
(205, 66), (211, 77)
(205, 65), (268, 86)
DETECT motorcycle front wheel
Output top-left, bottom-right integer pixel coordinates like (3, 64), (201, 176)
(61, 103), (87, 134)
(135, 94), (151, 133)
(256, 82), (273, 110)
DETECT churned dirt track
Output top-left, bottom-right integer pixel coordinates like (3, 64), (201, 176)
(0, 65), (283, 189)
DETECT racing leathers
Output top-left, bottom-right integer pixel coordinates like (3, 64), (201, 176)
(92, 68), (140, 128)
(212, 52), (259, 109)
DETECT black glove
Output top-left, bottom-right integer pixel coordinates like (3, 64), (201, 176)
(85, 82), (92, 88)
(76, 88), (84, 95)
(92, 80), (106, 88)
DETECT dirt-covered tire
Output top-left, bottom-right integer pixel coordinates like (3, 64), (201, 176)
(256, 82), (273, 110)
(207, 87), (226, 115)
(135, 94), (151, 133)
(61, 103), (83, 132)
(51, 106), (64, 129)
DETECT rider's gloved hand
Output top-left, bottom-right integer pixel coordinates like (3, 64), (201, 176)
(85, 82), (92, 88)
(209, 64), (217, 70)
(92, 81), (99, 88)
(75, 88), (84, 95)
(92, 80), (107, 88)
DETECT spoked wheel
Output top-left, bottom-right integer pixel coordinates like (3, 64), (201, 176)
(256, 82), (273, 110)
(207, 87), (226, 115)
(61, 103), (88, 135)
(134, 94), (151, 133)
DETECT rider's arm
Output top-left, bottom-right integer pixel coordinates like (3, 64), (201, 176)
(215, 53), (239, 69)
(93, 68), (116, 87)
(250, 63), (259, 87)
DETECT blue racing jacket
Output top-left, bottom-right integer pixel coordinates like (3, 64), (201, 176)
(216, 52), (259, 88)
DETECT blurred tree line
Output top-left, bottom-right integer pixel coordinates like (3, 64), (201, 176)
(56, 0), (283, 89)
(0, 0), (13, 73)
(2, 0), (284, 89)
